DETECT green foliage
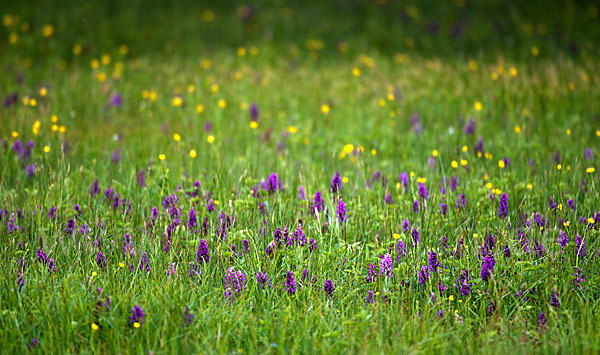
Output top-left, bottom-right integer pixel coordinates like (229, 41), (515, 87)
(0, 0), (599, 353)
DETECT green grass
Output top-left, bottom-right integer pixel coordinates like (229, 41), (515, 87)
(1, 0), (599, 353)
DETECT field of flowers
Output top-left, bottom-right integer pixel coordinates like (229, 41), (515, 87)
(1, 0), (600, 353)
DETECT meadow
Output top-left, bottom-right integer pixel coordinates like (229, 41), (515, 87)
(1, 0), (600, 353)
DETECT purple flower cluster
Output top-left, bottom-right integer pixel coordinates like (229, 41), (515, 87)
(498, 193), (508, 218)
(428, 251), (440, 272)
(330, 171), (342, 194)
(196, 239), (210, 263)
(285, 271), (297, 295)
(336, 198), (347, 224)
(256, 271), (272, 289)
(223, 267), (247, 300)
(456, 269), (471, 296)
(380, 253), (393, 277)
(323, 279), (334, 296)
(480, 254), (495, 281)
(130, 305), (145, 326)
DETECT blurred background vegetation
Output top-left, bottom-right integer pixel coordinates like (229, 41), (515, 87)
(1, 0), (599, 61)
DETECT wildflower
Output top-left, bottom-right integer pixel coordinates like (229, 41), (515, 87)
(428, 156), (435, 169)
(474, 137), (484, 155)
(109, 93), (122, 107)
(483, 234), (496, 254)
(533, 238), (545, 257)
(538, 312), (548, 330)
(362, 290), (375, 305)
(439, 235), (448, 250)
(187, 206), (197, 232)
(267, 173), (281, 193)
(456, 269), (471, 296)
(398, 172), (409, 191)
(223, 267), (247, 300)
(548, 196), (557, 210)
(498, 193), (508, 218)
(571, 268), (584, 291)
(428, 251), (440, 272)
(410, 111), (423, 134)
(412, 200), (419, 213)
(297, 186), (306, 200)
(455, 193), (466, 210)
(13, 140), (34, 161)
(3, 92), (18, 108)
(323, 279), (334, 296)
(366, 263), (378, 283)
(439, 202), (448, 215)
(550, 290), (560, 310)
(438, 281), (446, 292)
(183, 307), (194, 327)
(25, 164), (36, 178)
(480, 254), (495, 281)
(418, 265), (430, 285)
(31, 120), (40, 137)
(395, 240), (407, 261)
(330, 171), (342, 194)
(94, 288), (111, 317)
(249, 103), (259, 121)
(558, 231), (568, 249)
(96, 251), (107, 268)
(172, 96), (183, 107)
(206, 199), (215, 213)
(411, 228), (420, 245)
(401, 219), (410, 233)
(45, 257), (56, 273)
(42, 24), (54, 37)
(187, 262), (201, 282)
(284, 271), (297, 294)
(309, 238), (317, 252)
(90, 179), (100, 198)
(380, 253), (393, 277)
(575, 235), (587, 257)
(464, 118), (476, 135)
(136, 170), (145, 188)
(64, 218), (76, 238)
(17, 272), (25, 291)
(385, 193), (394, 205)
(294, 224), (307, 246)
(110, 149), (122, 164)
(336, 198), (347, 224)
(139, 252), (150, 272)
(256, 271), (272, 289)
(130, 305), (145, 326)
(7, 213), (19, 234)
(196, 239), (210, 264)
(418, 182), (429, 200)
